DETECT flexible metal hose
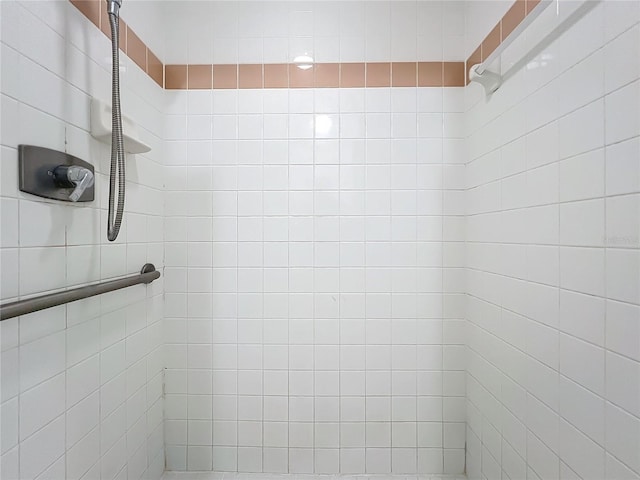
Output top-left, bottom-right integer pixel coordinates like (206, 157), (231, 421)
(107, 10), (125, 241)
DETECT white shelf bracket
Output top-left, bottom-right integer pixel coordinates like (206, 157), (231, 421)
(469, 64), (503, 95)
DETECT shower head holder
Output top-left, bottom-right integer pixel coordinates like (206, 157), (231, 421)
(106, 0), (121, 17)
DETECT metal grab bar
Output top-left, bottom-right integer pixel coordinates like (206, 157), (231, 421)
(0, 263), (161, 321)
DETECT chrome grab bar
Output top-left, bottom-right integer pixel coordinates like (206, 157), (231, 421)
(0, 263), (160, 321)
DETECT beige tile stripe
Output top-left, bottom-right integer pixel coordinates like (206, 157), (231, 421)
(164, 62), (466, 89)
(70, 0), (164, 87)
(71, 0), (537, 90)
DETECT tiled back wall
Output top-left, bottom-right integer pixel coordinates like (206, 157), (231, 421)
(162, 82), (467, 475)
(154, 0), (476, 475)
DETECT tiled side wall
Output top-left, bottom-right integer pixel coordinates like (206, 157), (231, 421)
(69, 0), (164, 88)
(0, 1), (165, 479)
(464, 1), (640, 479)
(162, 86), (467, 474)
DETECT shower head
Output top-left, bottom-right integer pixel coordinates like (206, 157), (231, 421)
(106, 0), (122, 17)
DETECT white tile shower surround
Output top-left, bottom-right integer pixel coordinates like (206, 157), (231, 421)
(0, 1), (165, 480)
(162, 474), (466, 480)
(464, 1), (640, 480)
(1, 1), (640, 480)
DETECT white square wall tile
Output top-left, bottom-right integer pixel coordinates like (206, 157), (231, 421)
(560, 247), (605, 297)
(559, 148), (605, 202)
(559, 376), (605, 446)
(605, 402), (640, 474)
(606, 137), (640, 196)
(606, 300), (640, 362)
(19, 331), (65, 393)
(187, 445), (213, 471)
(605, 80), (640, 145)
(559, 419), (605, 480)
(19, 373), (65, 441)
(559, 333), (605, 396)
(606, 351), (640, 418)
(558, 100), (605, 159)
(19, 415), (65, 480)
(559, 290), (604, 346)
(0, 398), (18, 455)
(560, 199), (605, 247)
(606, 194), (640, 248)
(289, 447), (313, 473)
(606, 249), (640, 305)
(67, 427), (100, 480)
(19, 247), (66, 296)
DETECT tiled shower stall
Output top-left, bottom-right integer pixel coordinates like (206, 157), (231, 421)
(0, 0), (639, 479)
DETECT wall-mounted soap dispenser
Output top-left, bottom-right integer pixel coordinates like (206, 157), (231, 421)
(18, 145), (95, 202)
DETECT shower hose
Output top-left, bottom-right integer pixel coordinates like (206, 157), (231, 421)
(106, 8), (125, 241)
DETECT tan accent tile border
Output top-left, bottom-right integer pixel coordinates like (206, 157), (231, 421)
(72, 0), (537, 90)
(526, 0), (542, 14)
(315, 64), (340, 88)
(127, 28), (147, 74)
(443, 62), (466, 88)
(289, 64), (314, 88)
(98, 6), (127, 54)
(482, 23), (502, 61)
(164, 62), (466, 90)
(213, 65), (238, 89)
(70, 0), (163, 88)
(466, 46), (482, 86)
(340, 63), (365, 88)
(239, 64), (263, 89)
(147, 50), (164, 88)
(188, 65), (213, 89)
(264, 64), (289, 88)
(418, 62), (443, 87)
(165, 65), (187, 90)
(392, 62), (417, 87)
(465, 0), (542, 85)
(71, 0), (101, 29)
(366, 63), (391, 87)
(502, 0), (527, 39)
